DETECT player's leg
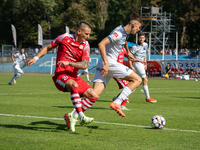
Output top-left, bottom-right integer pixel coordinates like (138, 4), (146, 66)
(134, 62), (157, 103)
(83, 68), (90, 82)
(113, 77), (130, 110)
(107, 62), (141, 117)
(70, 77), (99, 124)
(8, 64), (17, 85)
(142, 77), (157, 103)
(110, 71), (142, 117)
(86, 72), (90, 82)
(13, 65), (24, 83)
(52, 74), (89, 132)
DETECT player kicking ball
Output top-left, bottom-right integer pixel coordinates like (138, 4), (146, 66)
(129, 33), (156, 103)
(28, 22), (99, 132)
(8, 48), (27, 85)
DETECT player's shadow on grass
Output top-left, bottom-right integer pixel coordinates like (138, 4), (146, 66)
(0, 121), (78, 134)
(52, 105), (110, 110)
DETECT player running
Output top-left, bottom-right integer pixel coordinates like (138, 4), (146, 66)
(78, 58), (91, 82)
(93, 12), (145, 117)
(129, 33), (157, 103)
(28, 22), (99, 132)
(8, 48), (27, 85)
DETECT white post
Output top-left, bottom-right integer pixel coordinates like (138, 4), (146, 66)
(176, 32), (178, 60)
(136, 33), (138, 43)
(162, 32), (165, 60)
(50, 57), (54, 74)
(149, 33), (151, 61)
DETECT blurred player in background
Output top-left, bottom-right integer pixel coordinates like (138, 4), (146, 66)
(93, 12), (145, 117)
(129, 33), (157, 103)
(28, 22), (99, 132)
(8, 48), (27, 85)
(78, 58), (91, 82)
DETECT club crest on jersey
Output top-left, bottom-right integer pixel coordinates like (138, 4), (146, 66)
(79, 45), (83, 49)
(113, 32), (118, 38)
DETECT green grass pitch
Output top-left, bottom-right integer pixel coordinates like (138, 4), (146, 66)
(0, 74), (200, 150)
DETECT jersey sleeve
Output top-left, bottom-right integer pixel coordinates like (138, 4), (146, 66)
(82, 41), (90, 61)
(107, 31), (123, 43)
(22, 54), (26, 60)
(13, 52), (19, 58)
(51, 33), (67, 48)
(131, 45), (137, 55)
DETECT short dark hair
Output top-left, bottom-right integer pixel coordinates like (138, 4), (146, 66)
(128, 12), (143, 24)
(77, 22), (91, 30)
(139, 33), (145, 37)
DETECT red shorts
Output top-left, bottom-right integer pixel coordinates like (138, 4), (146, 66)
(52, 74), (91, 97)
(113, 77), (129, 89)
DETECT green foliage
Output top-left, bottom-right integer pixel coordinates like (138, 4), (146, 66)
(0, 0), (200, 48)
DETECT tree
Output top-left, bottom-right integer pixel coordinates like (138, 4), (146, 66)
(178, 0), (200, 48)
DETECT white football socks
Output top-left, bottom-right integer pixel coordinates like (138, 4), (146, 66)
(143, 85), (150, 99)
(86, 74), (90, 81)
(114, 86), (132, 104)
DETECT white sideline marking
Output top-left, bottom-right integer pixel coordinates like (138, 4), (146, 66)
(106, 91), (199, 94)
(0, 113), (199, 133)
(0, 90), (198, 96)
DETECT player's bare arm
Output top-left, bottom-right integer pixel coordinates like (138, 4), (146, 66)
(98, 37), (110, 77)
(144, 52), (147, 70)
(57, 59), (89, 69)
(124, 41), (135, 62)
(11, 55), (17, 65)
(28, 43), (54, 66)
(128, 60), (135, 71)
(124, 42), (146, 64)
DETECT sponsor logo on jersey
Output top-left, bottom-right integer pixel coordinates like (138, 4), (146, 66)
(113, 32), (118, 37)
(71, 42), (79, 47)
(62, 76), (69, 81)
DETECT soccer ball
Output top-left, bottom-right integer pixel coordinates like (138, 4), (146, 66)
(151, 115), (166, 129)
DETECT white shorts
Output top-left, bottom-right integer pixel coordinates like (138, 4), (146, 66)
(83, 68), (88, 72)
(133, 62), (146, 78)
(13, 64), (23, 74)
(93, 58), (133, 86)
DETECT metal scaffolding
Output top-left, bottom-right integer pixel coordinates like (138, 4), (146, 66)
(140, 6), (176, 54)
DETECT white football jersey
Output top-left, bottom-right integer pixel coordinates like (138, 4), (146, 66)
(130, 42), (148, 61)
(106, 25), (129, 62)
(13, 52), (26, 67)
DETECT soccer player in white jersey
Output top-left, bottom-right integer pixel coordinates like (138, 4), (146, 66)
(93, 12), (145, 117)
(8, 48), (26, 85)
(129, 33), (157, 103)
(78, 58), (91, 82)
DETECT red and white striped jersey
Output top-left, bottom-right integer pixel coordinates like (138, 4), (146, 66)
(51, 33), (90, 76)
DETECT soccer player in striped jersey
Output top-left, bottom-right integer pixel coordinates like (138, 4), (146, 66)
(8, 48), (26, 85)
(129, 33), (157, 103)
(28, 22), (99, 132)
